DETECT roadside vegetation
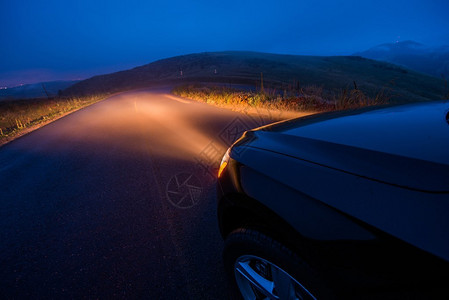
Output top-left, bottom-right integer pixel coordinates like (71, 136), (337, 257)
(0, 95), (106, 144)
(173, 82), (391, 114)
(66, 52), (445, 103)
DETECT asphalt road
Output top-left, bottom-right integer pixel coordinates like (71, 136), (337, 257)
(0, 88), (277, 299)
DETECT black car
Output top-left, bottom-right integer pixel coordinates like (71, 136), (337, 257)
(216, 101), (449, 299)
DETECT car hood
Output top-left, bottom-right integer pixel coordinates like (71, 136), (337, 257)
(240, 101), (449, 193)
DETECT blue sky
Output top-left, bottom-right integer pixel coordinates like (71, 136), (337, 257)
(1, 0), (449, 87)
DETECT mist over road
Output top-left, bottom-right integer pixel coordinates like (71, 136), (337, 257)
(0, 88), (276, 298)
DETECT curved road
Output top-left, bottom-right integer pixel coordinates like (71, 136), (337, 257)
(0, 88), (277, 299)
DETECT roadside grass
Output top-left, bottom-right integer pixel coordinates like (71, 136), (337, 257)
(0, 94), (107, 143)
(66, 52), (445, 103)
(172, 83), (390, 114)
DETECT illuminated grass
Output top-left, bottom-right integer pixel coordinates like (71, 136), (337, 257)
(0, 95), (107, 143)
(172, 84), (390, 113)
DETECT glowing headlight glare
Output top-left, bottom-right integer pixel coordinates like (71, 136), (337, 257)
(218, 149), (230, 178)
(217, 161), (228, 178)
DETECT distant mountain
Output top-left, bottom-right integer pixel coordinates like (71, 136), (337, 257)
(0, 80), (79, 100)
(354, 41), (449, 79)
(64, 51), (446, 103)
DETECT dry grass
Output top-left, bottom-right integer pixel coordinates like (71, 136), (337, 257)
(0, 95), (106, 143)
(172, 84), (390, 113)
(66, 52), (445, 103)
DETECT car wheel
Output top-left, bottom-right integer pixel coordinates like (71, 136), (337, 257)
(223, 228), (332, 300)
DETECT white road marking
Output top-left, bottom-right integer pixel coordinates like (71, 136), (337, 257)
(164, 94), (191, 104)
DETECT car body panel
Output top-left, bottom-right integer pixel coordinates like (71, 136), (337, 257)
(217, 101), (449, 297)
(241, 132), (449, 192)
(217, 157), (449, 297)
(231, 145), (449, 262)
(282, 100), (449, 166)
(238, 163), (377, 241)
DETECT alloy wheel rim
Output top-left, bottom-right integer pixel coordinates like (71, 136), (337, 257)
(234, 255), (317, 300)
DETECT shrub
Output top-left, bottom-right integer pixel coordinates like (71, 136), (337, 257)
(172, 83), (390, 113)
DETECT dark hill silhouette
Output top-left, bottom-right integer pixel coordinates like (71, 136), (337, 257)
(63, 51), (446, 103)
(354, 41), (449, 80)
(0, 80), (79, 100)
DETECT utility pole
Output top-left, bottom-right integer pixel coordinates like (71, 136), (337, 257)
(41, 83), (50, 99)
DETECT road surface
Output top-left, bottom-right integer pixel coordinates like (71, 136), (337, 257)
(0, 88), (278, 299)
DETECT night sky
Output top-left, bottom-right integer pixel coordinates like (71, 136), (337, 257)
(1, 0), (449, 87)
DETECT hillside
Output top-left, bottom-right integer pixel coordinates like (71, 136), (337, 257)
(63, 51), (447, 103)
(0, 80), (79, 100)
(354, 41), (449, 79)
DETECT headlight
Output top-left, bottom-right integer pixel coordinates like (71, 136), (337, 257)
(218, 148), (230, 178)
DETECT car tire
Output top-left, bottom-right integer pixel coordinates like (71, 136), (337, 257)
(223, 228), (333, 300)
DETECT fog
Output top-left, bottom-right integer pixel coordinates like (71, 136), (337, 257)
(1, 0), (449, 86)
